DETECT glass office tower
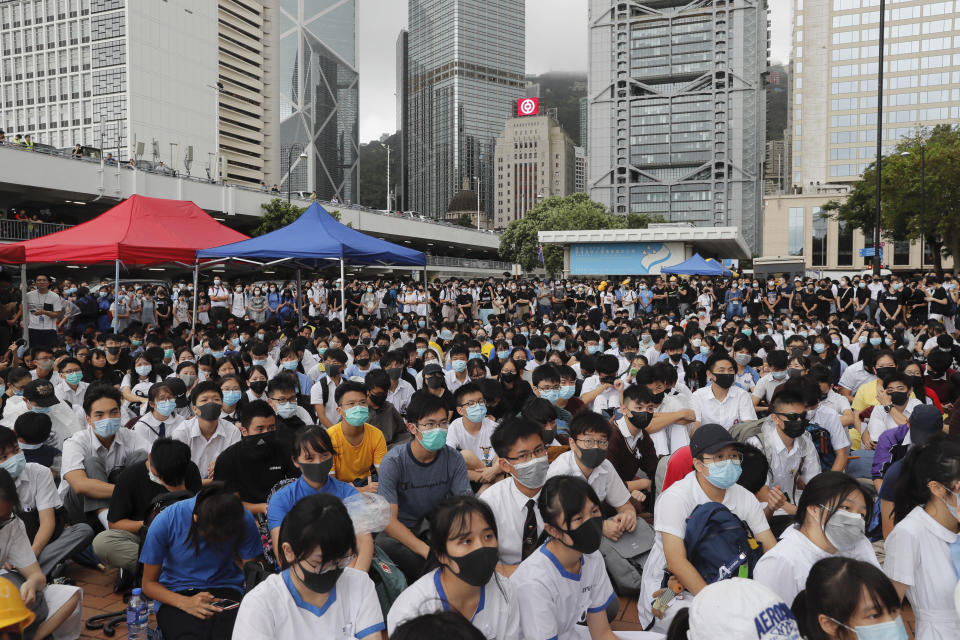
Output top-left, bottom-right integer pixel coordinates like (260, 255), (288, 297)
(406, 0), (525, 222)
(588, 0), (768, 251)
(276, 0), (358, 202)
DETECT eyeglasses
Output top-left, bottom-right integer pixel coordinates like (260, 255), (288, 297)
(300, 554), (356, 574)
(775, 412), (806, 422)
(505, 445), (548, 464)
(702, 453), (743, 464)
(269, 396), (296, 404)
(458, 399), (486, 409)
(576, 438), (608, 449)
(418, 421), (449, 431)
(537, 385), (560, 392)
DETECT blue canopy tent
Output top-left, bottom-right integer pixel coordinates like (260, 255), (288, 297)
(661, 253), (732, 276)
(196, 203), (426, 329)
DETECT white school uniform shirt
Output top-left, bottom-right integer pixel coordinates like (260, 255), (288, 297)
(170, 417), (241, 479)
(444, 370), (469, 394)
(751, 372), (787, 405)
(884, 506), (960, 640)
(387, 568), (519, 639)
(866, 398), (920, 442)
(838, 361), (874, 393)
(547, 450), (630, 508)
(309, 376), (341, 425)
(61, 427), (150, 477)
(0, 398), (84, 450)
(15, 462), (61, 513)
(234, 568), (384, 640)
(479, 477), (543, 566)
(746, 421), (822, 504)
(54, 380), (88, 412)
(651, 393), (690, 456)
(754, 525), (878, 607)
(689, 384), (757, 430)
(446, 416), (498, 466)
(637, 472), (769, 629)
(820, 389), (852, 417)
(132, 412), (184, 447)
(810, 403), (851, 450)
(386, 379), (415, 416)
(511, 545), (617, 640)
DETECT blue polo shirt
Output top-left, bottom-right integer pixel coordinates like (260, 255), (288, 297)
(267, 475), (358, 532)
(139, 496), (262, 595)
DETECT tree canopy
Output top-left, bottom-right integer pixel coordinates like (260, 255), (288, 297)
(822, 124), (960, 274)
(255, 199), (341, 236)
(498, 193), (664, 274)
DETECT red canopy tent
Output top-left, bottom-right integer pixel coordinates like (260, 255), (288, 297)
(0, 194), (248, 265)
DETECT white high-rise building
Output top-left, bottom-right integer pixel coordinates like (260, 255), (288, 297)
(587, 0), (768, 251)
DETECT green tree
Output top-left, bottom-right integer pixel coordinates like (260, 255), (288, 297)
(255, 199), (340, 236)
(822, 124), (960, 275)
(498, 193), (664, 274)
(358, 132), (401, 210)
(454, 213), (474, 228)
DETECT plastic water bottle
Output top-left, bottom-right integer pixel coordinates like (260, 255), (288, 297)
(126, 588), (149, 640)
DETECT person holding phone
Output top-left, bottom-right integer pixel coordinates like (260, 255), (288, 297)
(23, 275), (59, 349)
(140, 483), (263, 640)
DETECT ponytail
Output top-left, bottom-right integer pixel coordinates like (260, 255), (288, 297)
(186, 482), (245, 556)
(892, 433), (960, 523)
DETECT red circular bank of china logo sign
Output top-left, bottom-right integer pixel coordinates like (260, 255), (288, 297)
(517, 97), (539, 116)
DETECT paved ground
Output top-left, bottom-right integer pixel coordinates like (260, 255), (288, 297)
(68, 564), (915, 638)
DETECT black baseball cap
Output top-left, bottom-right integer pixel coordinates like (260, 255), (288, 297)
(23, 379), (58, 407)
(423, 363), (443, 377)
(909, 404), (943, 446)
(690, 423), (742, 459)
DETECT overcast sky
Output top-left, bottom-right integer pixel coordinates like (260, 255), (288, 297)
(357, 0), (793, 142)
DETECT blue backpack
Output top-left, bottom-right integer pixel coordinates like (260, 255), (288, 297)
(682, 502), (763, 585)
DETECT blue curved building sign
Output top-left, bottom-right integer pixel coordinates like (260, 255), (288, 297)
(570, 242), (675, 275)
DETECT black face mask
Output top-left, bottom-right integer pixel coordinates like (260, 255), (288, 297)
(712, 373), (735, 389)
(888, 391), (909, 406)
(782, 417), (808, 439)
(904, 375), (922, 388)
(542, 427), (556, 443)
(669, 353), (683, 363)
(242, 431), (275, 459)
(249, 380), (267, 395)
(107, 346), (121, 356)
(325, 364), (341, 378)
(559, 516), (603, 554)
(354, 358), (370, 368)
(386, 367), (403, 381)
(533, 349), (546, 361)
(368, 392), (387, 407)
(787, 368), (802, 378)
(622, 351), (637, 363)
(577, 446), (606, 469)
(500, 372), (517, 384)
(875, 366), (896, 380)
(425, 375), (444, 390)
(628, 411), (653, 431)
(297, 562), (342, 594)
(446, 546), (499, 587)
(299, 458), (333, 484)
(197, 402), (221, 421)
(651, 391), (665, 405)
(599, 376), (616, 385)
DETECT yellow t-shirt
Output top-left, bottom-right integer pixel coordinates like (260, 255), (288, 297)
(851, 379), (881, 413)
(328, 422), (387, 483)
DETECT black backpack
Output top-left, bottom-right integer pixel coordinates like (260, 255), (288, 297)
(77, 295), (99, 321)
(681, 502), (763, 585)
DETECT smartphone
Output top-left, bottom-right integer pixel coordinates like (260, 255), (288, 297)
(212, 599), (240, 611)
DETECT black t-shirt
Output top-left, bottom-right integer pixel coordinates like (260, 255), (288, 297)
(880, 291), (902, 310)
(801, 291), (818, 309)
(410, 388), (456, 417)
(213, 437), (299, 504)
(930, 287), (950, 315)
(104, 353), (131, 385)
(107, 459), (202, 523)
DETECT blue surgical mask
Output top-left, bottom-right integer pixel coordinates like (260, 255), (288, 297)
(559, 385), (576, 400)
(211, 351), (224, 359)
(276, 402), (297, 419)
(869, 337), (882, 346)
(465, 404), (487, 423)
(155, 399), (177, 417)
(222, 390), (242, 406)
(497, 350), (510, 360)
(704, 460), (742, 489)
(0, 452), (26, 479)
(771, 370), (787, 380)
(93, 417), (122, 438)
(65, 372), (84, 385)
(468, 352), (484, 360)
(813, 343), (826, 354)
(31, 406), (51, 415)
(452, 360), (467, 373)
(700, 345), (711, 355)
(252, 359), (266, 367)
(540, 389), (560, 404)
(742, 328), (753, 336)
(135, 365), (152, 377)
(420, 428), (448, 451)
(828, 616), (908, 640)
(586, 345), (601, 354)
(282, 360), (298, 371)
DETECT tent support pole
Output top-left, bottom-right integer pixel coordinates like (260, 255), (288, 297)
(112, 259), (120, 330)
(423, 265), (429, 329)
(190, 261), (199, 348)
(20, 264), (28, 350)
(340, 258), (346, 331)
(296, 268), (303, 329)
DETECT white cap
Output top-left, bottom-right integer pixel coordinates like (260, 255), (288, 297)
(688, 579), (801, 640)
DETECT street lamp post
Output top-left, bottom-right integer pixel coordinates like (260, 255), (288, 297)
(473, 175), (481, 230)
(873, 0), (887, 276)
(287, 148), (308, 204)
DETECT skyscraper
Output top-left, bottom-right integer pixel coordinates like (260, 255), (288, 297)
(396, 29), (408, 212)
(588, 0), (768, 251)
(406, 0), (525, 222)
(275, 0), (359, 202)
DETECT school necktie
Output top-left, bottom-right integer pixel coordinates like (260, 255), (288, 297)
(521, 499), (538, 560)
(157, 423), (165, 438)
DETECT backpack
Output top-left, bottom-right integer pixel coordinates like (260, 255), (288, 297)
(806, 422), (836, 471)
(76, 295), (99, 321)
(729, 418), (766, 444)
(368, 545), (407, 619)
(598, 518), (656, 596)
(681, 502), (763, 585)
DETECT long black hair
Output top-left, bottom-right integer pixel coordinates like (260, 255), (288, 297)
(185, 482), (247, 556)
(537, 475), (601, 545)
(893, 432), (960, 523)
(793, 557), (900, 640)
(795, 471), (872, 529)
(426, 494), (498, 571)
(277, 493), (356, 570)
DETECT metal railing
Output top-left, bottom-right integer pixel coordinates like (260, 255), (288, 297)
(0, 142), (502, 235)
(427, 255), (513, 270)
(0, 218), (71, 241)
